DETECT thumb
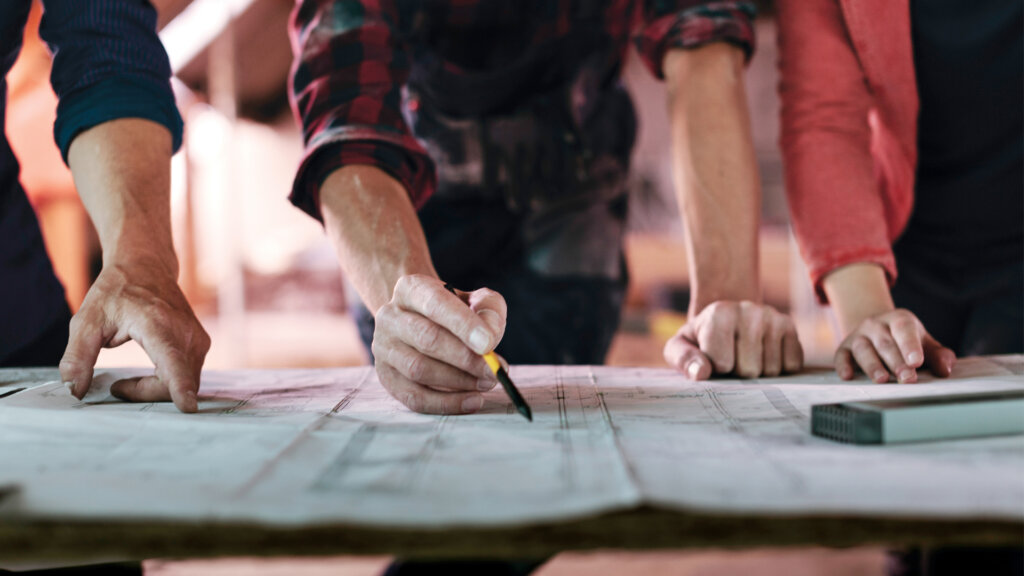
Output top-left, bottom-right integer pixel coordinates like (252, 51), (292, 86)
(922, 333), (956, 378)
(664, 325), (713, 380)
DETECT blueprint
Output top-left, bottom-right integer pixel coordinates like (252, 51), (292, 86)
(0, 357), (1021, 527)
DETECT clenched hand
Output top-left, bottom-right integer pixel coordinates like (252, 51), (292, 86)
(372, 275), (503, 415)
(664, 300), (803, 379)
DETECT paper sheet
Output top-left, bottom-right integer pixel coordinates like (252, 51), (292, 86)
(0, 357), (1021, 527)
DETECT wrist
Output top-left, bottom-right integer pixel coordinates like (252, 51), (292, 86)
(689, 285), (760, 316)
(319, 165), (438, 313)
(102, 235), (179, 280)
(822, 263), (894, 335)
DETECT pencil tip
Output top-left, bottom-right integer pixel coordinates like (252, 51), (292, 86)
(519, 406), (533, 422)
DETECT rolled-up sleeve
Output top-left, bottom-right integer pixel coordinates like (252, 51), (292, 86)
(635, 0), (757, 80)
(40, 0), (183, 162)
(288, 0), (435, 223)
(776, 0), (896, 302)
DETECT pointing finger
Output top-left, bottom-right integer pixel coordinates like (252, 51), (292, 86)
(134, 319), (205, 413)
(59, 310), (107, 400)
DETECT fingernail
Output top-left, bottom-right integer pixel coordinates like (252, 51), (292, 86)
(907, 351), (922, 365)
(873, 370), (889, 383)
(462, 395), (484, 412)
(477, 378), (496, 391)
(687, 360), (702, 379)
(898, 369), (916, 383)
(64, 381), (77, 398)
(468, 328), (491, 355)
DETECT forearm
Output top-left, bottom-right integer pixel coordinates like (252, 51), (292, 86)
(66, 118), (177, 276)
(319, 165), (437, 314)
(822, 263), (895, 336)
(665, 43), (761, 315)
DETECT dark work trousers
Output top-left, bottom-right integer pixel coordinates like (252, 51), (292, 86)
(887, 239), (1024, 576)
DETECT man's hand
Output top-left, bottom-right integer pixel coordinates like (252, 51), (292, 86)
(664, 300), (803, 379)
(64, 118), (208, 412)
(60, 259), (210, 413)
(835, 309), (955, 383)
(372, 275), (503, 415)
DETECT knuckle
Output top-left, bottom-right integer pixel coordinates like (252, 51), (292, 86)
(58, 357), (78, 373)
(400, 391), (425, 413)
(411, 319), (443, 351)
(406, 354), (429, 382)
(860, 318), (882, 333)
(393, 275), (414, 297)
(376, 303), (395, 324)
(68, 312), (88, 333)
(195, 328), (212, 354)
(850, 336), (873, 354)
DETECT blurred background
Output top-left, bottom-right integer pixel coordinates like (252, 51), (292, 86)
(8, 0), (836, 373)
(6, 1), (876, 573)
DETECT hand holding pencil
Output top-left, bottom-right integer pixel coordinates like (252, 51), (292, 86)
(371, 274), (507, 415)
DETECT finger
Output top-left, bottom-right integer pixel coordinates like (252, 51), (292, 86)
(695, 303), (738, 374)
(888, 314), (925, 368)
(864, 322), (916, 383)
(379, 305), (492, 379)
(663, 326), (713, 380)
(110, 375), (172, 403)
(834, 347), (856, 380)
(393, 275), (497, 354)
(734, 303), (766, 378)
(922, 334), (956, 378)
(134, 319), (204, 413)
(377, 363), (484, 415)
(849, 336), (890, 383)
(59, 310), (106, 400)
(374, 339), (489, 391)
(782, 330), (804, 373)
(468, 288), (508, 344)
(762, 318), (784, 378)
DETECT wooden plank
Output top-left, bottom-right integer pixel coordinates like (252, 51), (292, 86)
(0, 508), (1019, 564)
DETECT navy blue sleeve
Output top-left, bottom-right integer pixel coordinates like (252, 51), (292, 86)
(38, 0), (183, 162)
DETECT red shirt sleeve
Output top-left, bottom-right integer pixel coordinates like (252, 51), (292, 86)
(635, 0), (757, 80)
(288, 0), (436, 223)
(777, 0), (898, 302)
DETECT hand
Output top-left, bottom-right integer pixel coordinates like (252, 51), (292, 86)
(834, 309), (955, 383)
(664, 300), (803, 379)
(59, 260), (210, 413)
(372, 275), (504, 414)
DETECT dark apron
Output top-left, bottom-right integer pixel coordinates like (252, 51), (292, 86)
(352, 2), (635, 365)
(405, 0), (636, 280)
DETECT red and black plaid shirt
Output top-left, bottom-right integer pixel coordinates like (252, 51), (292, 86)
(288, 0), (756, 222)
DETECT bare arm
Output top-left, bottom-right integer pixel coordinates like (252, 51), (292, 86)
(666, 43), (760, 309)
(319, 165), (502, 414)
(60, 118), (209, 412)
(823, 263), (954, 382)
(661, 43), (803, 379)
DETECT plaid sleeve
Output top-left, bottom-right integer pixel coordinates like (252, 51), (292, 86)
(288, 0), (435, 223)
(635, 0), (757, 80)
